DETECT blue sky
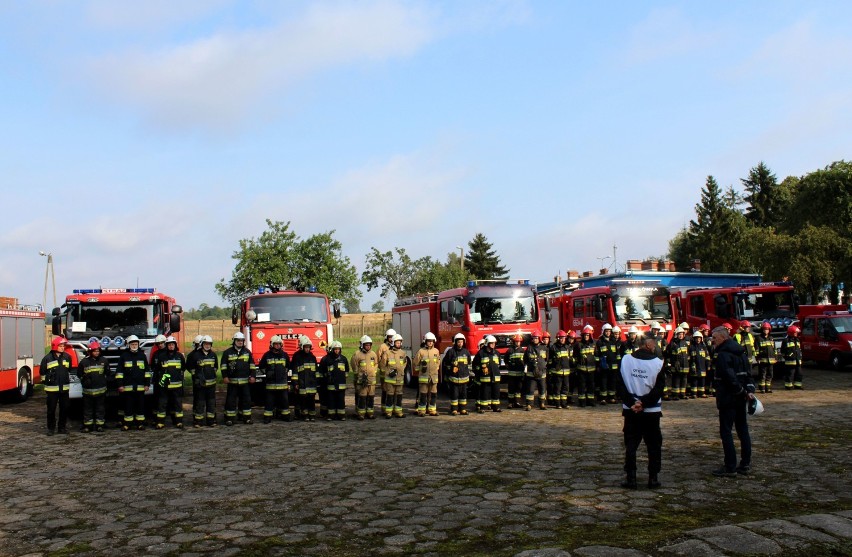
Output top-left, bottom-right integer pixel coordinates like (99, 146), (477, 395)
(1, 1), (850, 311)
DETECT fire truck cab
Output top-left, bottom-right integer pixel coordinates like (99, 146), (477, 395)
(51, 288), (183, 398)
(232, 287), (340, 402)
(797, 308), (852, 370)
(0, 304), (46, 402)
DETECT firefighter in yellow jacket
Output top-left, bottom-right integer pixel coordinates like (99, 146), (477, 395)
(413, 332), (441, 416)
(376, 328), (396, 416)
(380, 333), (407, 418)
(351, 335), (379, 420)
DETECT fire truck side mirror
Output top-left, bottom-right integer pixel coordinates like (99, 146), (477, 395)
(169, 313), (182, 333)
(543, 297), (551, 312)
(172, 305), (183, 314)
(332, 303), (341, 319)
(231, 308), (239, 325)
(51, 315), (62, 335)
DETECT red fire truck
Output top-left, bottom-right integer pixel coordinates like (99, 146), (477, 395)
(676, 282), (798, 343)
(796, 305), (851, 370)
(232, 287), (340, 402)
(0, 303), (46, 402)
(540, 280), (679, 340)
(51, 288), (183, 398)
(393, 280), (540, 384)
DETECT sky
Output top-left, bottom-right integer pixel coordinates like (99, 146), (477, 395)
(1, 0), (851, 312)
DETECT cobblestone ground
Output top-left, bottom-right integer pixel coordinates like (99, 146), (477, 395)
(1, 365), (849, 557)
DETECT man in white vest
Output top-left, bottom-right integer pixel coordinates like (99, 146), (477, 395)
(617, 335), (666, 489)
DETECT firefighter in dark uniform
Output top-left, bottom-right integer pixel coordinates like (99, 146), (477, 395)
(220, 331), (256, 425)
(667, 325), (690, 400)
(351, 335), (378, 420)
(116, 335), (151, 431)
(78, 340), (109, 433)
(612, 326), (624, 400)
(258, 335), (291, 423)
(473, 335), (502, 413)
(734, 321), (757, 383)
(755, 321), (777, 393)
(574, 325), (597, 407)
(442, 333), (472, 415)
(413, 332), (441, 416)
(524, 331), (549, 411)
(541, 331), (556, 406)
(42, 336), (73, 435)
(292, 335), (319, 420)
(649, 322), (670, 399)
(700, 324), (715, 395)
(596, 323), (618, 404)
(505, 334), (526, 408)
(188, 335), (218, 427)
(688, 329), (710, 398)
(621, 326), (640, 358)
(549, 330), (573, 408)
(781, 325), (803, 389)
(321, 340), (349, 420)
(153, 336), (186, 429)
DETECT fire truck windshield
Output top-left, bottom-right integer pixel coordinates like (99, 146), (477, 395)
(612, 287), (672, 322)
(735, 291), (795, 321)
(468, 287), (537, 325)
(249, 296), (328, 323)
(66, 302), (163, 338)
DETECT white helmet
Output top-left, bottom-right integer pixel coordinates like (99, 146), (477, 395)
(330, 340), (342, 350)
(270, 335), (283, 345)
(385, 329), (397, 338)
(453, 333), (466, 342)
(233, 332), (246, 341)
(628, 326), (640, 335)
(485, 335), (497, 344)
(193, 335), (203, 345)
(692, 330), (703, 338)
(299, 335), (312, 347)
(165, 336), (177, 345)
(155, 334), (167, 343)
(201, 335), (213, 344)
(391, 334), (403, 343)
(649, 321), (660, 331)
(612, 326), (621, 333)
(424, 332), (437, 342)
(126, 335), (140, 343)
(360, 335), (373, 345)
(747, 397), (764, 416)
(602, 323), (613, 331)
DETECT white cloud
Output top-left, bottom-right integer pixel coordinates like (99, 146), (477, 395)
(621, 7), (721, 66)
(85, 1), (434, 132)
(84, 0), (227, 31)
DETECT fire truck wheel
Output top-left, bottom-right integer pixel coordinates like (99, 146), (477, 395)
(829, 352), (846, 372)
(12, 368), (32, 403)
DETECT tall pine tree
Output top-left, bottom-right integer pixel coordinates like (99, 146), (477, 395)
(741, 162), (779, 227)
(464, 233), (509, 280)
(686, 176), (752, 273)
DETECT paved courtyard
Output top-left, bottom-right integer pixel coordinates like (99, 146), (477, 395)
(0, 365), (850, 556)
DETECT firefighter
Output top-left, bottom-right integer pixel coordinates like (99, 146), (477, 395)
(473, 335), (502, 413)
(351, 335), (379, 420)
(524, 331), (549, 410)
(192, 334), (203, 351)
(701, 324), (716, 396)
(442, 333), (472, 415)
(153, 336), (186, 429)
(413, 332), (441, 416)
(116, 335), (151, 431)
(612, 325), (624, 393)
(505, 334), (526, 408)
(41, 336), (73, 435)
(649, 321), (670, 399)
(781, 325), (803, 390)
(376, 329), (396, 416)
(258, 335), (291, 423)
(667, 325), (690, 400)
(688, 329), (710, 398)
(734, 321), (757, 380)
(621, 326), (640, 358)
(574, 325), (597, 407)
(292, 335), (319, 420)
(380, 333), (407, 418)
(321, 340), (349, 420)
(151, 334), (167, 364)
(188, 335), (218, 427)
(78, 340), (109, 433)
(755, 321), (777, 393)
(595, 323), (618, 404)
(549, 330), (573, 408)
(541, 331), (557, 406)
(220, 331), (256, 425)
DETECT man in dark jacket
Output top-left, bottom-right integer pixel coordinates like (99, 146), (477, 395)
(41, 336), (73, 435)
(710, 326), (756, 477)
(617, 336), (665, 489)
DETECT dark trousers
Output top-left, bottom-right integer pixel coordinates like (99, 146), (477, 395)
(301, 393), (316, 417)
(46, 391), (69, 432)
(507, 375), (524, 404)
(757, 363), (773, 389)
(264, 388), (290, 419)
(551, 374), (570, 406)
(82, 394), (105, 427)
(157, 389), (184, 425)
(623, 411), (662, 474)
(328, 389), (346, 416)
(225, 383), (252, 421)
(123, 390), (146, 425)
(357, 394), (375, 414)
(526, 376), (546, 406)
(576, 371), (595, 403)
(193, 385), (217, 424)
(719, 402), (751, 472)
(448, 382), (468, 411)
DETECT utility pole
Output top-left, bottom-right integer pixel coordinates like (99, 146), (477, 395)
(456, 246), (464, 272)
(39, 251), (56, 310)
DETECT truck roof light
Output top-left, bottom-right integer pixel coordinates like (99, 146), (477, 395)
(467, 281), (475, 287)
(308, 286), (317, 293)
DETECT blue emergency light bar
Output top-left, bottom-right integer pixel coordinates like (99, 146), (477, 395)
(72, 288), (155, 294)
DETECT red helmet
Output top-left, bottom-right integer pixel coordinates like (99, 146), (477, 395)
(787, 325), (800, 336)
(556, 330), (567, 338)
(722, 323), (733, 331)
(582, 324), (594, 334)
(87, 340), (101, 351)
(512, 334), (523, 342)
(741, 320), (752, 329)
(568, 330), (577, 338)
(699, 324), (710, 332)
(761, 321), (771, 330)
(542, 331), (551, 339)
(531, 331), (541, 338)
(51, 337), (69, 351)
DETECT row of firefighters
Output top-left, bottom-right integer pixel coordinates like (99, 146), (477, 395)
(38, 320), (804, 434)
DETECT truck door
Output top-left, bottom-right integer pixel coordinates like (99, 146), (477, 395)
(800, 318), (816, 360)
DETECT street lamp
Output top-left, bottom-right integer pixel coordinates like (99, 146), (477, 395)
(456, 246), (464, 272)
(39, 251), (56, 311)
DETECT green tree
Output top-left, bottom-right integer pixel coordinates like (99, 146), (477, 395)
(685, 176), (753, 272)
(409, 252), (470, 294)
(370, 301), (385, 313)
(215, 219), (360, 306)
(342, 297), (361, 314)
(464, 233), (509, 280)
(741, 162), (780, 227)
(361, 247), (424, 300)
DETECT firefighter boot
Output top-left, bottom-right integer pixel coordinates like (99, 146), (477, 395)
(194, 418), (204, 429)
(620, 471), (638, 489)
(648, 475), (661, 489)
